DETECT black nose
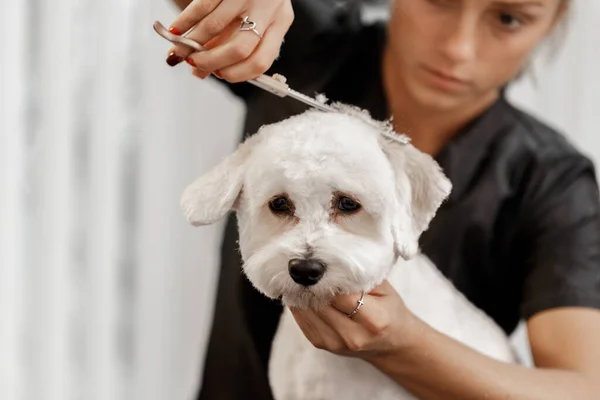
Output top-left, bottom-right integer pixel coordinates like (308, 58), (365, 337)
(288, 258), (326, 286)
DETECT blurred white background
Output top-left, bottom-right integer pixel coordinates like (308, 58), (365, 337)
(0, 1), (598, 399)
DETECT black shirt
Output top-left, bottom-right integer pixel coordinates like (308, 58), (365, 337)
(196, 2), (600, 399)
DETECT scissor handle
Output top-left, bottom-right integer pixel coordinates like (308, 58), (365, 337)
(153, 20), (338, 111)
(153, 21), (290, 95)
(153, 21), (204, 52)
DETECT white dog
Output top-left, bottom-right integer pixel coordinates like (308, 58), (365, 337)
(181, 105), (517, 400)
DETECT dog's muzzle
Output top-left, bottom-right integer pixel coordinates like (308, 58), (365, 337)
(288, 258), (326, 286)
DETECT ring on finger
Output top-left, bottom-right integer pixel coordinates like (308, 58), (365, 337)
(239, 15), (262, 38)
(346, 292), (366, 318)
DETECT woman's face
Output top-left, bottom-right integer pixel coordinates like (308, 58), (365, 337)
(387, 0), (565, 111)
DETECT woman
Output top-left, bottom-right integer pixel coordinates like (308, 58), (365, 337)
(165, 0), (600, 398)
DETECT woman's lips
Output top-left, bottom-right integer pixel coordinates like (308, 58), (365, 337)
(420, 64), (472, 92)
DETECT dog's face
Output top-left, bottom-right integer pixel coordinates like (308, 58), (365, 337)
(181, 107), (451, 309)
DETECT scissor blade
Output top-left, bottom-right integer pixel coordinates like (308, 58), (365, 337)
(286, 89), (334, 112)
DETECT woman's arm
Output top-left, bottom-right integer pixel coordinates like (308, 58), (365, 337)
(371, 307), (600, 400)
(291, 283), (600, 400)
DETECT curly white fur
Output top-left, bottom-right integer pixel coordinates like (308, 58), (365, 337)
(181, 105), (516, 399)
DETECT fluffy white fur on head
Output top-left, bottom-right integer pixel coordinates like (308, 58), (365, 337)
(181, 105), (451, 309)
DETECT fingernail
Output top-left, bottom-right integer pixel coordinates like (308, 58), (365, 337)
(196, 70), (210, 79)
(169, 27), (182, 36)
(185, 57), (196, 67)
(214, 71), (223, 78)
(166, 52), (183, 66)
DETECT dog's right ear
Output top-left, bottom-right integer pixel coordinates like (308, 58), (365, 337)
(180, 134), (261, 226)
(381, 136), (452, 259)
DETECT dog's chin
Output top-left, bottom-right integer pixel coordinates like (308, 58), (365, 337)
(278, 277), (352, 310)
(281, 289), (331, 310)
(279, 273), (388, 310)
(267, 267), (390, 310)
(245, 259), (379, 310)
(241, 234), (396, 310)
(245, 257), (388, 310)
(244, 262), (342, 310)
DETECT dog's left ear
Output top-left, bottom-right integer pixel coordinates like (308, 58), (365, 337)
(381, 137), (452, 259)
(180, 134), (261, 226)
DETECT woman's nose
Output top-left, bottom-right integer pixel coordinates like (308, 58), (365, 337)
(440, 17), (477, 64)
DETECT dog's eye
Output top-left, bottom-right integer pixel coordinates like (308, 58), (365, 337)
(337, 196), (361, 213)
(269, 196), (291, 213)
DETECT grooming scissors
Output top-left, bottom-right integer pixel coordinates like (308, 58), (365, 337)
(153, 21), (334, 112)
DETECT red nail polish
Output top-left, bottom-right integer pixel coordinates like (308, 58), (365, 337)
(169, 27), (182, 36)
(166, 52), (183, 66)
(186, 58), (196, 67)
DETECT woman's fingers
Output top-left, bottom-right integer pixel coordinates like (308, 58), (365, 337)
(290, 308), (346, 352)
(187, 14), (269, 74)
(330, 290), (391, 335)
(217, 2), (293, 82)
(328, 293), (375, 328)
(368, 280), (395, 297)
(167, 0), (246, 60)
(187, 0), (245, 44)
(192, 68), (211, 79)
(169, 0), (224, 37)
(165, 0), (293, 80)
(188, 23), (236, 80)
(315, 305), (359, 332)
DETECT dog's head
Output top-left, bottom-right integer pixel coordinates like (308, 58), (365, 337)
(181, 106), (451, 308)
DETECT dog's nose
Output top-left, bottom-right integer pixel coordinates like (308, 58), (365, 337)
(288, 258), (326, 286)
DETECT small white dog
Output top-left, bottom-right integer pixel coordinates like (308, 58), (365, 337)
(181, 105), (516, 400)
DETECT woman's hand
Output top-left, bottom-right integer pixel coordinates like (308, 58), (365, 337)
(292, 283), (600, 400)
(165, 0), (294, 82)
(290, 280), (418, 361)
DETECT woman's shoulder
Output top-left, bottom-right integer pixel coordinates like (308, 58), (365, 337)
(500, 98), (593, 166)
(495, 102), (600, 323)
(437, 96), (597, 205)
(494, 98), (599, 217)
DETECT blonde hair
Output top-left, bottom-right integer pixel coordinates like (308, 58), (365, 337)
(517, 0), (572, 84)
(546, 0), (572, 59)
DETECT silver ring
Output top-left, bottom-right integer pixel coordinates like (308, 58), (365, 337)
(240, 15), (262, 38)
(346, 292), (366, 318)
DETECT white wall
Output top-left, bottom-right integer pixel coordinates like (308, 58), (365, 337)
(507, 2), (600, 167)
(0, 1), (598, 399)
(1, 1), (244, 399)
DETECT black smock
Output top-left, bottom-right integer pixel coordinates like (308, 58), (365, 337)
(195, 1), (600, 399)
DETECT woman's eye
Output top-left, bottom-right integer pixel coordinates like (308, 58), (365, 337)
(498, 12), (523, 30)
(269, 196), (291, 213)
(337, 197), (361, 213)
(427, 0), (453, 4)
(426, 0), (456, 8)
